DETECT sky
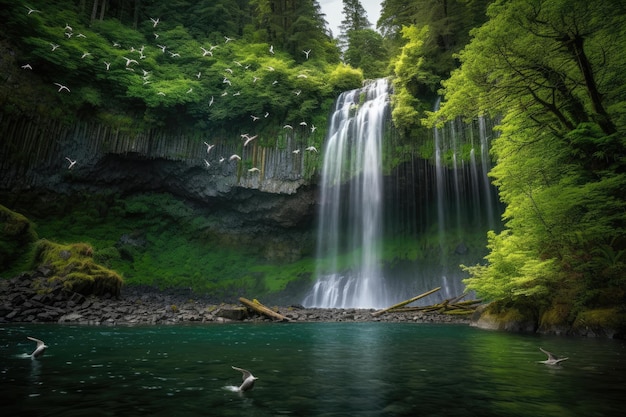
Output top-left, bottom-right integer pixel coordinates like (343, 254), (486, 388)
(318, 0), (383, 37)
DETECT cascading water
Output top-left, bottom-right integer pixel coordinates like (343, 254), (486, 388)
(303, 80), (502, 309)
(302, 79), (391, 309)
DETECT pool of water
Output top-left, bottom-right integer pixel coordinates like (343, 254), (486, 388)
(1, 322), (624, 416)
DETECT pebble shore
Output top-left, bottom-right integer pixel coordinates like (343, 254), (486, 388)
(0, 271), (471, 326)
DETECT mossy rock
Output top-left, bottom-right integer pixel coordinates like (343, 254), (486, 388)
(571, 308), (626, 338)
(471, 302), (538, 333)
(32, 239), (123, 297)
(0, 204), (38, 267)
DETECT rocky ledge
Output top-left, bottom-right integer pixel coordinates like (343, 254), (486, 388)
(0, 271), (470, 326)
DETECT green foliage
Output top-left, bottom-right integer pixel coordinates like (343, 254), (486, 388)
(439, 0), (626, 316)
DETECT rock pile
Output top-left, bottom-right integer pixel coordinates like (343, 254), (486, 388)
(0, 270), (471, 326)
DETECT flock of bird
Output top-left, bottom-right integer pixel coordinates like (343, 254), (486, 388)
(19, 6), (323, 174)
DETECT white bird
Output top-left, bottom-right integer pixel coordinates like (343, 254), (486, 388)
(25, 6), (41, 15)
(122, 56), (138, 66)
(233, 91), (241, 96)
(54, 83), (70, 92)
(65, 31), (72, 38)
(169, 52), (181, 58)
(305, 146), (318, 153)
(104, 61), (111, 70)
(297, 74), (308, 78)
(221, 91), (228, 97)
(64, 23), (73, 31)
(157, 91), (165, 96)
(224, 36), (234, 43)
(186, 87), (193, 94)
(112, 41), (121, 48)
(209, 96), (214, 106)
(153, 32), (159, 39)
(248, 167), (260, 173)
(219, 156), (225, 163)
(269, 44), (274, 54)
(150, 17), (160, 27)
(231, 366), (258, 392)
(229, 154), (241, 161)
(292, 149), (300, 154)
(233, 60), (243, 67)
(310, 124), (317, 132)
(156, 44), (167, 53)
(243, 135), (258, 147)
(303, 49), (311, 59)
(299, 121), (307, 127)
(250, 115), (260, 122)
(538, 348), (569, 365)
(76, 33), (86, 38)
(21, 64), (32, 70)
(209, 44), (219, 51)
(294, 89), (302, 96)
(224, 68), (233, 75)
(266, 66), (275, 71)
(252, 76), (259, 83)
(65, 156), (77, 169)
(50, 43), (60, 51)
(203, 142), (215, 154)
(81, 51), (91, 59)
(27, 337), (47, 358)
(283, 124), (293, 129)
(264, 112), (269, 118)
(204, 159), (210, 168)
(272, 80), (278, 86)
(223, 77), (231, 86)
(196, 72), (201, 79)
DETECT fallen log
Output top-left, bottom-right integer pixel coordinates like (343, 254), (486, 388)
(371, 287), (441, 317)
(239, 297), (290, 322)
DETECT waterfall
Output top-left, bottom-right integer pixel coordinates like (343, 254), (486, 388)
(303, 79), (391, 309)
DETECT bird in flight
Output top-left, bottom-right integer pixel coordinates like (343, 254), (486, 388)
(54, 83), (70, 92)
(65, 157), (77, 169)
(21, 63), (32, 70)
(224, 36), (234, 43)
(303, 49), (311, 59)
(269, 44), (274, 54)
(50, 43), (60, 51)
(305, 146), (318, 153)
(229, 154), (241, 161)
(200, 47), (212, 57)
(122, 57), (138, 66)
(231, 366), (258, 392)
(25, 6), (41, 15)
(204, 159), (210, 168)
(203, 142), (215, 154)
(243, 135), (258, 147)
(150, 17), (160, 27)
(27, 337), (47, 358)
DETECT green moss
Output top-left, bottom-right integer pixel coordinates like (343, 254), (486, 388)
(32, 239), (123, 297)
(572, 308), (626, 333)
(0, 204), (38, 269)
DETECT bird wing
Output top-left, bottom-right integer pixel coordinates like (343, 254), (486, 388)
(232, 366), (252, 380)
(27, 336), (44, 347)
(539, 347), (559, 360)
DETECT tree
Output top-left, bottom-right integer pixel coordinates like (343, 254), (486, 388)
(343, 29), (386, 79)
(434, 0), (626, 314)
(338, 0), (371, 51)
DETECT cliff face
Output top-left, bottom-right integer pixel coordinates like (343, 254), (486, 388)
(1, 114), (319, 300)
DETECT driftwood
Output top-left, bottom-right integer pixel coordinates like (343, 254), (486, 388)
(387, 298), (482, 315)
(239, 297), (290, 322)
(371, 287), (441, 317)
(372, 289), (482, 317)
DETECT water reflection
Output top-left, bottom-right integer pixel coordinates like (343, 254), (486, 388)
(1, 323), (625, 416)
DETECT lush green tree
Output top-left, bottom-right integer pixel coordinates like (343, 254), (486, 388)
(342, 29), (386, 79)
(434, 0), (626, 314)
(337, 0), (371, 51)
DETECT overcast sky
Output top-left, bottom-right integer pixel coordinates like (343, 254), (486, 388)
(318, 0), (383, 37)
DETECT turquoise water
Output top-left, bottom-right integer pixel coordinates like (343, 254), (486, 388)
(1, 323), (624, 416)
